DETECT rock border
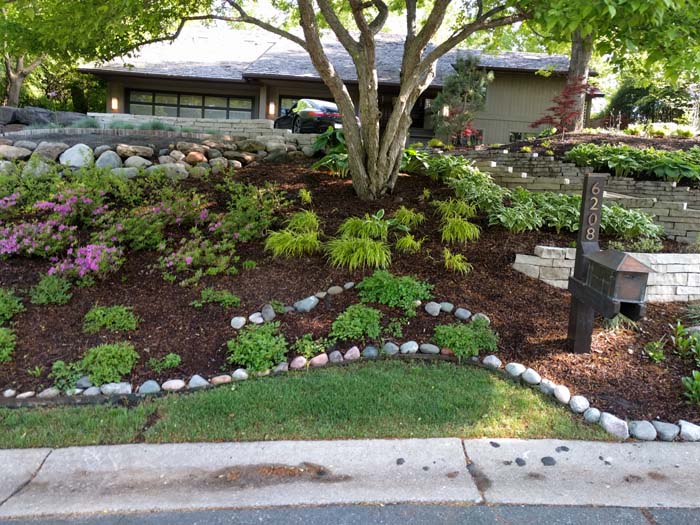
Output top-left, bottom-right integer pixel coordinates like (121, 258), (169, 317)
(1, 281), (698, 443)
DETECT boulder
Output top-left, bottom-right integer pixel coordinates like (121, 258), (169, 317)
(14, 140), (37, 151)
(55, 111), (87, 126)
(110, 167), (140, 179)
(116, 144), (154, 158)
(237, 139), (265, 153)
(185, 151), (207, 164)
(14, 106), (54, 126)
(206, 148), (222, 159)
(124, 156), (152, 168)
(209, 157), (229, 174)
(0, 161), (16, 176)
(94, 145), (112, 157)
(169, 150), (186, 161)
(59, 143), (93, 168)
(0, 144), (32, 161)
(21, 159), (51, 177)
(147, 163), (189, 181)
(262, 150), (288, 163)
(32, 141), (69, 161)
(158, 155), (175, 164)
(176, 141), (207, 155)
(599, 412), (629, 440)
(0, 106), (17, 125)
(95, 150), (122, 169)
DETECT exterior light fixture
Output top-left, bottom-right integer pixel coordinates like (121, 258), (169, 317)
(442, 105), (450, 117)
(268, 101), (276, 116)
(110, 97), (119, 112)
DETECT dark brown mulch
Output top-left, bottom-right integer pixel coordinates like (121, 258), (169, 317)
(1, 160), (697, 423)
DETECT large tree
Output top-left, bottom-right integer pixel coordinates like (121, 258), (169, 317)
(0, 0), (201, 106)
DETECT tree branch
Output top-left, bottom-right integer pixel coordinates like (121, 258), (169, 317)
(406, 0), (417, 39)
(368, 0), (389, 35)
(223, 0), (306, 49)
(316, 0), (359, 54)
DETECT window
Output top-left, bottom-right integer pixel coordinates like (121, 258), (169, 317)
(278, 96), (299, 116)
(127, 90), (254, 120)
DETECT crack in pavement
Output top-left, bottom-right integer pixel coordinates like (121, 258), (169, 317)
(461, 439), (487, 504)
(0, 449), (53, 508)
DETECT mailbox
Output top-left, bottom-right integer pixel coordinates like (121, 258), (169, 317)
(584, 250), (651, 304)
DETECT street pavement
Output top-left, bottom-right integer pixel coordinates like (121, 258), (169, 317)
(1, 438), (699, 522)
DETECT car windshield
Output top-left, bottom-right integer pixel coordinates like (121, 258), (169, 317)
(310, 100), (338, 113)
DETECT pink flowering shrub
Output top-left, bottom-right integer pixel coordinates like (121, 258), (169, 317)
(0, 193), (20, 212)
(34, 188), (106, 225)
(49, 243), (124, 280)
(0, 220), (77, 258)
(159, 232), (238, 285)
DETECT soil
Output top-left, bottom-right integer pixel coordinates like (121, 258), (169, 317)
(1, 157), (698, 423)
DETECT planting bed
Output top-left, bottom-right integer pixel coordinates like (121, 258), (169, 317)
(0, 147), (698, 425)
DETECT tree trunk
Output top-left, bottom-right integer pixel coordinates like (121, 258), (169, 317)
(568, 29), (593, 130)
(3, 55), (44, 107)
(5, 74), (23, 107)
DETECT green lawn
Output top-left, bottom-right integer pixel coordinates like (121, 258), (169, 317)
(0, 361), (608, 448)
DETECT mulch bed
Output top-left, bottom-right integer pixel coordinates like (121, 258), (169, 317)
(1, 158), (698, 423)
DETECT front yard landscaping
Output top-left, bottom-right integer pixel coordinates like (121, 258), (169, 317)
(1, 130), (699, 447)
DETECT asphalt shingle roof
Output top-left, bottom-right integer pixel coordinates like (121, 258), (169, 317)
(81, 23), (570, 85)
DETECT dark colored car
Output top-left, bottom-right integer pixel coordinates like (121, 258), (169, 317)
(273, 98), (342, 133)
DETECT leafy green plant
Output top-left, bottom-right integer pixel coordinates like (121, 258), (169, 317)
(643, 340), (666, 363)
(292, 333), (327, 360)
(81, 342), (139, 385)
(489, 201), (544, 233)
(242, 260), (257, 270)
(29, 275), (73, 305)
(311, 152), (350, 178)
(432, 198), (476, 220)
(299, 188), (313, 205)
(226, 322), (288, 372)
(337, 210), (393, 240)
(50, 360), (84, 392)
(190, 288), (241, 309)
(682, 371), (700, 405)
(265, 210), (323, 258)
(601, 205), (663, 239)
(330, 304), (382, 343)
(433, 319), (498, 360)
(83, 306), (141, 333)
(608, 237), (664, 253)
(148, 353), (182, 373)
(392, 206), (425, 229)
(357, 270), (433, 316)
(0, 288), (24, 325)
(26, 365), (43, 378)
(270, 300), (286, 314)
(325, 237), (391, 270)
(0, 327), (16, 363)
(395, 234), (424, 254)
(443, 248), (473, 275)
(428, 138), (446, 148)
(520, 146), (532, 153)
(312, 126), (346, 154)
(440, 217), (481, 244)
(383, 318), (405, 339)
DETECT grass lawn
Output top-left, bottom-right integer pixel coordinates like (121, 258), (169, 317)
(0, 361), (608, 448)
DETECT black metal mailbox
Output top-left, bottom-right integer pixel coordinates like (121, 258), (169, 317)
(584, 250), (650, 304)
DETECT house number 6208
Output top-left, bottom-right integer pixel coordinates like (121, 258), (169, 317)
(585, 182), (601, 240)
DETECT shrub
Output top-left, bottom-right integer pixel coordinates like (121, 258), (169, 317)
(50, 360), (84, 392)
(190, 288), (241, 308)
(299, 189), (313, 205)
(357, 270), (433, 315)
(109, 120), (136, 130)
(432, 199), (476, 220)
(440, 217), (480, 244)
(326, 237), (391, 270)
(29, 275), (72, 305)
(148, 353), (182, 373)
(0, 327), (16, 363)
(601, 205), (663, 239)
(643, 340), (666, 363)
(265, 210), (322, 258)
(443, 248), (473, 275)
(337, 210), (391, 240)
(69, 117), (100, 129)
(608, 237), (664, 253)
(83, 306), (141, 333)
(682, 371), (700, 405)
(311, 152), (350, 178)
(292, 333), (327, 359)
(432, 319), (498, 360)
(489, 201), (544, 233)
(81, 342), (139, 385)
(392, 206), (425, 229)
(226, 322), (287, 372)
(138, 120), (177, 131)
(0, 288), (24, 325)
(395, 234), (424, 254)
(330, 304), (382, 343)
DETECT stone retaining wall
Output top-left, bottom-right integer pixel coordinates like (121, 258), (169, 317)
(513, 245), (700, 303)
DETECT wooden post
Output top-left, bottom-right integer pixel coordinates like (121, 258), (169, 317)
(567, 173), (607, 353)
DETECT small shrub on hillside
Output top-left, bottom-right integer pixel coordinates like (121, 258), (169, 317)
(432, 199), (476, 220)
(443, 248), (473, 275)
(299, 188), (313, 205)
(433, 319), (498, 360)
(0, 288), (24, 325)
(357, 270), (433, 316)
(601, 205), (664, 239)
(83, 305), (141, 333)
(265, 210), (322, 258)
(138, 120), (177, 131)
(81, 342), (139, 385)
(190, 288), (241, 309)
(50, 360), (84, 392)
(326, 237), (391, 270)
(148, 353), (182, 373)
(69, 117), (100, 129)
(0, 327), (16, 363)
(330, 304), (382, 343)
(682, 371), (700, 405)
(395, 234), (424, 254)
(643, 340), (666, 363)
(292, 333), (327, 360)
(440, 217), (481, 244)
(608, 237), (664, 253)
(109, 120), (136, 130)
(337, 210), (392, 240)
(392, 206), (425, 229)
(29, 275), (72, 305)
(226, 322), (287, 372)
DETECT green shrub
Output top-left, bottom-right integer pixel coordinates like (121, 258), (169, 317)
(443, 248), (473, 275)
(299, 188), (313, 205)
(83, 306), (141, 333)
(440, 217), (480, 244)
(392, 206), (425, 229)
(395, 234), (424, 254)
(601, 205), (664, 239)
(432, 319), (498, 360)
(682, 371), (700, 405)
(108, 120), (136, 130)
(29, 275), (72, 305)
(50, 360), (84, 392)
(337, 210), (391, 240)
(81, 342), (139, 385)
(643, 340), (666, 363)
(330, 304), (382, 343)
(148, 353), (182, 373)
(325, 237), (391, 270)
(357, 270), (433, 315)
(608, 237), (664, 253)
(432, 198), (476, 220)
(0, 327), (16, 363)
(0, 288), (24, 325)
(292, 333), (327, 359)
(190, 288), (241, 308)
(265, 210), (322, 258)
(138, 120), (177, 131)
(226, 322), (287, 372)
(311, 152), (350, 178)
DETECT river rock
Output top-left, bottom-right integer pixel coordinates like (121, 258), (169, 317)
(554, 385), (571, 404)
(482, 355), (502, 370)
(273, 362), (289, 375)
(329, 350), (344, 363)
(188, 374), (210, 389)
(419, 343), (440, 354)
(343, 282), (355, 290)
(232, 369), (249, 381)
(521, 368), (541, 385)
(32, 141), (69, 162)
(146, 163), (189, 180)
(294, 296), (319, 313)
(138, 380), (161, 395)
(424, 302), (441, 316)
(210, 375), (232, 386)
(569, 395), (590, 413)
(630, 420), (657, 441)
(76, 376), (93, 389)
(94, 145), (112, 157)
(124, 156), (152, 168)
(100, 382), (132, 395)
(209, 157), (229, 174)
(290, 356), (307, 369)
(37, 387), (60, 399)
(82, 387), (100, 396)
(599, 412), (629, 440)
(176, 141), (206, 155)
(16, 391), (35, 399)
(186, 151), (207, 164)
(95, 150), (122, 169)
(400, 341), (419, 354)
(651, 421), (680, 442)
(248, 312), (264, 325)
(170, 150), (186, 161)
(111, 167), (139, 179)
(158, 155), (174, 164)
(678, 420), (700, 441)
(59, 143), (93, 168)
(309, 353), (329, 367)
(440, 302), (455, 313)
(14, 140), (37, 151)
(230, 317), (246, 329)
(327, 286), (344, 295)
(162, 379), (186, 392)
(0, 145), (32, 161)
(345, 346), (361, 361)
(237, 139), (265, 153)
(472, 313), (491, 325)
(382, 342), (399, 356)
(583, 407), (601, 424)
(539, 378), (556, 395)
(362, 346), (379, 359)
(505, 362), (526, 378)
(261, 304), (276, 322)
(454, 308), (472, 321)
(3, 389), (16, 398)
(116, 144), (154, 158)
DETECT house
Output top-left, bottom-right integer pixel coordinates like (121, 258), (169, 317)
(80, 23), (594, 145)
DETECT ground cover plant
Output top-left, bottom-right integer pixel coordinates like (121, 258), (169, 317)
(83, 305), (141, 333)
(0, 133), (698, 426)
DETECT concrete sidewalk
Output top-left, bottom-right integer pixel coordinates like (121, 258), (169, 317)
(1, 438), (699, 520)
